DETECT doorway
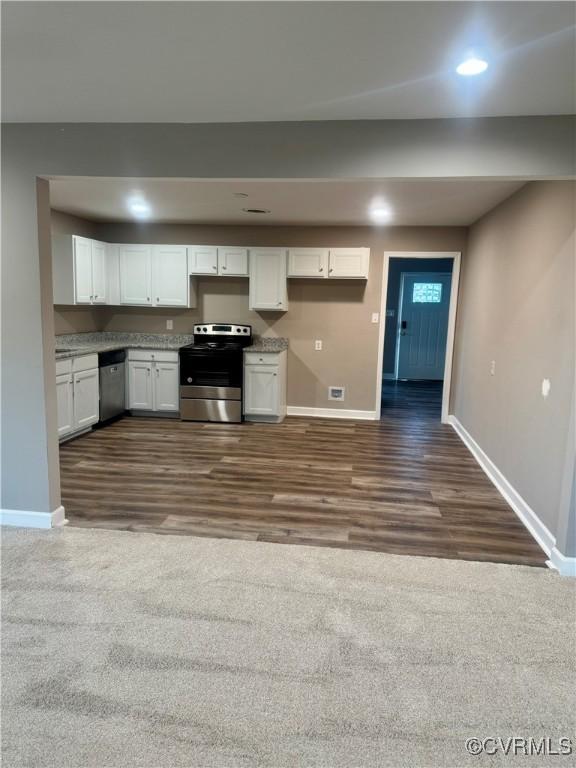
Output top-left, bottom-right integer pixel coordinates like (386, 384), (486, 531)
(376, 252), (461, 422)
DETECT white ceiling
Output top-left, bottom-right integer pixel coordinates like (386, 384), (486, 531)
(49, 178), (525, 226)
(3, 2), (575, 122)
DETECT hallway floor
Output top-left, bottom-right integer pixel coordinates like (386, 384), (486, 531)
(60, 381), (546, 567)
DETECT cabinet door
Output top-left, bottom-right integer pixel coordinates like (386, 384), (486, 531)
(328, 248), (370, 279)
(119, 245), (152, 305)
(73, 236), (93, 304)
(56, 373), (74, 437)
(128, 362), (153, 409)
(91, 240), (108, 304)
(152, 246), (188, 307)
(153, 362), (179, 411)
(218, 247), (248, 276)
(287, 248), (328, 278)
(244, 365), (279, 415)
(188, 246), (218, 275)
(249, 249), (288, 311)
(73, 369), (99, 429)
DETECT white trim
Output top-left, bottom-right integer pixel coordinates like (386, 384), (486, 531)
(549, 548), (576, 578)
(376, 252), (461, 424)
(287, 406), (377, 421)
(448, 416), (555, 557)
(0, 505), (67, 529)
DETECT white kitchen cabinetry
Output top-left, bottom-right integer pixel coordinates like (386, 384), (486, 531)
(244, 350), (287, 423)
(287, 247), (369, 279)
(188, 246), (249, 277)
(327, 248), (370, 279)
(127, 350), (179, 412)
(56, 354), (100, 440)
(248, 249), (288, 311)
(288, 249), (329, 278)
(52, 235), (109, 305)
(119, 245), (196, 308)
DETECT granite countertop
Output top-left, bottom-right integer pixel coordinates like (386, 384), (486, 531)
(244, 337), (289, 353)
(54, 332), (194, 360)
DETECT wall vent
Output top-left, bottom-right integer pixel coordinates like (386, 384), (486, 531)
(328, 386), (345, 401)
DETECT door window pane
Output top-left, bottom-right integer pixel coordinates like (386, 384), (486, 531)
(412, 282), (442, 303)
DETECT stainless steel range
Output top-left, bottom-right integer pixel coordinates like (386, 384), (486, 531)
(179, 324), (252, 423)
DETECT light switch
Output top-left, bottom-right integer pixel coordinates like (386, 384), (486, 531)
(371, 313), (379, 324)
(166, 319), (174, 330)
(490, 360), (496, 376)
(542, 379), (551, 398)
(315, 340), (323, 351)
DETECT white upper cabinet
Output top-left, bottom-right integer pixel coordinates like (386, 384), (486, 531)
(249, 249), (288, 311)
(119, 245), (153, 305)
(73, 236), (93, 304)
(218, 247), (248, 276)
(288, 248), (329, 278)
(188, 246), (218, 275)
(90, 240), (108, 304)
(328, 248), (370, 279)
(152, 245), (189, 307)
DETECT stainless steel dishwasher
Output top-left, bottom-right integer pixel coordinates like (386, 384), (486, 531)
(98, 349), (126, 423)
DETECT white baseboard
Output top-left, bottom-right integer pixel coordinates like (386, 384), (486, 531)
(549, 547), (576, 578)
(448, 415), (556, 558)
(0, 505), (67, 529)
(287, 406), (377, 421)
(382, 373), (396, 381)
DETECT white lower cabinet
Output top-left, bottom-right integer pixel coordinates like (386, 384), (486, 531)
(127, 350), (179, 412)
(244, 350), (287, 423)
(56, 354), (100, 440)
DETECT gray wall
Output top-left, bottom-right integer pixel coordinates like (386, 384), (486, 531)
(383, 258), (453, 376)
(1, 118), (575, 561)
(452, 181), (575, 548)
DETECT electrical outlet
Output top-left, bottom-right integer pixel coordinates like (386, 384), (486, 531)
(542, 378), (551, 399)
(490, 360), (496, 376)
(166, 319), (174, 330)
(315, 340), (323, 351)
(371, 312), (379, 324)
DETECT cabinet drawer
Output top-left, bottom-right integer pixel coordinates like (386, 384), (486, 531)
(127, 349), (179, 363)
(72, 354), (98, 372)
(55, 358), (72, 376)
(244, 352), (282, 366)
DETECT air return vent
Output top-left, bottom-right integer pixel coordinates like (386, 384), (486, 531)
(328, 386), (345, 401)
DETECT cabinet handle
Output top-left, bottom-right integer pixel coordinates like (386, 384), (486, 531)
(147, 297), (151, 301)
(319, 267), (323, 272)
(273, 373), (277, 377)
(329, 268), (333, 274)
(213, 265), (217, 271)
(156, 297), (159, 302)
(222, 265), (227, 270)
(277, 301), (282, 306)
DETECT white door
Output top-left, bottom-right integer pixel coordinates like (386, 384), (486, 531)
(56, 373), (74, 437)
(188, 246), (218, 275)
(328, 248), (370, 278)
(119, 245), (152, 305)
(154, 362), (179, 411)
(128, 362), (153, 409)
(152, 246), (188, 306)
(73, 236), (93, 304)
(244, 365), (279, 415)
(287, 248), (328, 278)
(249, 249), (288, 311)
(73, 369), (100, 429)
(91, 240), (108, 304)
(396, 272), (452, 380)
(218, 247), (248, 276)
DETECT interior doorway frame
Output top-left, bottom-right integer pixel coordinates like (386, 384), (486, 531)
(375, 251), (461, 423)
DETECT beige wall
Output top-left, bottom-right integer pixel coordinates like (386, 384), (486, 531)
(78, 221), (466, 411)
(452, 181), (576, 539)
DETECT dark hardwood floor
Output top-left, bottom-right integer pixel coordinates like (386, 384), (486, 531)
(60, 381), (546, 567)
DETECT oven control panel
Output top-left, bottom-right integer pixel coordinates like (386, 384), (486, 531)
(194, 324), (251, 336)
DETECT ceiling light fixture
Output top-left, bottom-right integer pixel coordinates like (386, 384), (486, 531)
(127, 198), (151, 218)
(369, 203), (393, 225)
(242, 207), (271, 214)
(456, 57), (488, 76)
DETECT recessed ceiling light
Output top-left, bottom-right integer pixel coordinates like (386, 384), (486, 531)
(369, 204), (393, 225)
(127, 198), (151, 218)
(456, 57), (488, 76)
(242, 208), (271, 214)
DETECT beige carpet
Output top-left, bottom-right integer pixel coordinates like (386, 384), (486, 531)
(1, 526), (575, 767)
